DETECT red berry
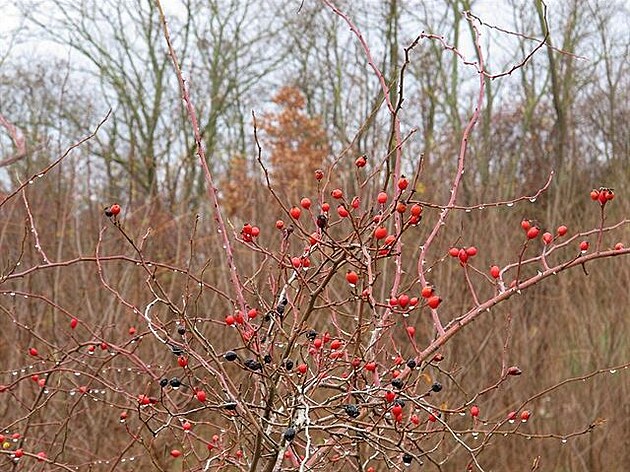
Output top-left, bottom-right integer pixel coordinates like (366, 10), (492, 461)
(614, 242), (624, 250)
(526, 227), (540, 240)
(374, 227), (388, 239)
(242, 223), (253, 235)
(100, 342), (108, 350)
(411, 414), (420, 425)
(579, 240), (589, 251)
(384, 390), (396, 402)
(427, 295), (441, 309)
(377, 192), (388, 204)
(448, 247), (459, 257)
(465, 246), (477, 256)
(309, 232), (319, 245)
(598, 191), (608, 205)
(110, 204), (121, 216)
(397, 176), (409, 190)
(29, 347), (38, 357)
(322, 202), (330, 212)
(470, 405), (480, 417)
(392, 404), (403, 416)
(421, 286), (433, 298)
(389, 296), (398, 306)
(351, 196), (360, 209)
(521, 219), (532, 231)
(331, 188), (343, 199)
(196, 390), (207, 402)
(313, 338), (322, 349)
(139, 394), (151, 405)
(458, 248), (469, 264)
(79, 386), (88, 394)
(297, 363), (307, 374)
(410, 204), (423, 216)
(520, 410), (531, 422)
(248, 308), (258, 319)
(384, 234), (396, 246)
(178, 356), (188, 367)
(346, 270), (359, 286)
(14, 449), (24, 458)
(490, 265), (500, 279)
(290, 207), (301, 219)
(128, 326), (137, 335)
(542, 232), (553, 244)
(396, 202), (406, 213)
(330, 339), (342, 350)
(507, 411), (517, 421)
(337, 205), (349, 218)
(590, 189), (599, 201)
(38, 378), (46, 387)
(225, 314), (235, 326)
(70, 318), (78, 329)
(364, 362), (377, 372)
(36, 451), (47, 462)
(300, 198), (311, 209)
(428, 413), (437, 422)
(557, 225), (568, 236)
(182, 421), (192, 431)
(314, 169), (324, 180)
(251, 226), (260, 237)
(406, 326), (416, 337)
(276, 220), (285, 230)
(398, 294), (410, 308)
(355, 155), (367, 167)
(409, 297), (419, 306)
(605, 189), (614, 201)
(171, 449), (182, 458)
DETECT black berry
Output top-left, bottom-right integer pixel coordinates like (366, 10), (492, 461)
(316, 214), (328, 229)
(224, 351), (238, 362)
(306, 329), (318, 341)
(391, 378), (404, 389)
(283, 427), (296, 442)
(159, 378), (168, 388)
(285, 359), (294, 371)
(406, 358), (417, 369)
(263, 354), (272, 364)
(177, 326), (186, 335)
(345, 404), (360, 418)
(169, 377), (181, 389)
(244, 359), (262, 371)
(431, 382), (442, 392)
(402, 453), (413, 465)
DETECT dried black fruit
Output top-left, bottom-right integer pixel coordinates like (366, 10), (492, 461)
(285, 359), (294, 371)
(345, 404), (360, 418)
(283, 427), (296, 442)
(159, 378), (168, 388)
(431, 382), (442, 392)
(169, 344), (184, 356)
(177, 326), (186, 335)
(391, 378), (404, 389)
(104, 207), (113, 217)
(263, 354), (272, 364)
(402, 453), (413, 465)
(224, 351), (238, 362)
(244, 359), (262, 371)
(316, 214), (328, 229)
(394, 398), (405, 408)
(406, 358), (417, 369)
(306, 329), (318, 341)
(169, 377), (181, 389)
(276, 304), (285, 315)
